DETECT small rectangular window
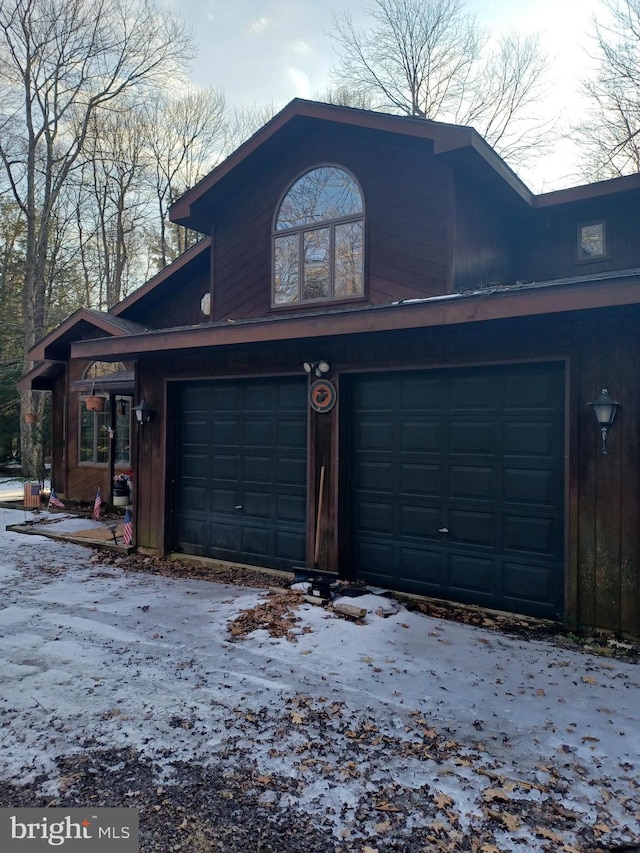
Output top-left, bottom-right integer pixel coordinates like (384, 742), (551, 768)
(578, 221), (606, 261)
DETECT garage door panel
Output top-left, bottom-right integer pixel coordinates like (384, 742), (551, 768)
(278, 419), (306, 447)
(243, 454), (272, 482)
(210, 419), (240, 446)
(504, 468), (557, 506)
(357, 420), (394, 451)
(359, 460), (394, 491)
(399, 547), (442, 584)
(356, 500), (395, 534)
(277, 455), (306, 485)
(503, 560), (561, 617)
(182, 418), (209, 445)
(174, 377), (306, 571)
(401, 421), (441, 452)
(450, 376), (495, 410)
(400, 463), (441, 496)
(400, 504), (442, 538)
(504, 516), (559, 556)
(449, 554), (495, 594)
(356, 379), (395, 410)
(449, 466), (494, 501)
(449, 510), (495, 546)
(504, 421), (557, 456)
(277, 493), (306, 523)
(400, 376), (443, 409)
(212, 454), (239, 480)
(211, 489), (236, 513)
(245, 420), (273, 447)
(349, 363), (564, 619)
(182, 452), (209, 479)
(450, 421), (495, 454)
(276, 530), (306, 563)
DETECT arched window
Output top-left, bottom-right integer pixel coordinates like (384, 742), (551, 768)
(273, 165), (364, 305)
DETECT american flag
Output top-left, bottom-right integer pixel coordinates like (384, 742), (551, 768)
(122, 508), (133, 545)
(93, 486), (102, 520)
(48, 489), (65, 510)
(24, 483), (41, 509)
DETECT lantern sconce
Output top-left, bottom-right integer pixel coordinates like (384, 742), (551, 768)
(303, 360), (330, 378)
(588, 388), (620, 455)
(132, 399), (155, 426)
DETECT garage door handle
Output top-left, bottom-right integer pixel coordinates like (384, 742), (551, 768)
(438, 527), (449, 534)
(235, 505), (243, 510)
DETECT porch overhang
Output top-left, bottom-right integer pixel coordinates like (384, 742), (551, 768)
(16, 360), (66, 391)
(69, 270), (640, 362)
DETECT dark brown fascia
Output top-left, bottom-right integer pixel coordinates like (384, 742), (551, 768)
(16, 360), (66, 392)
(111, 236), (211, 318)
(70, 274), (640, 362)
(534, 171), (640, 208)
(169, 99), (533, 229)
(28, 308), (145, 363)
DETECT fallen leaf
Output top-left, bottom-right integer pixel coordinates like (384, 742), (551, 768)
(582, 676), (597, 685)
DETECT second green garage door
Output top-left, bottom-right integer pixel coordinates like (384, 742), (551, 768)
(173, 377), (307, 571)
(347, 363), (565, 620)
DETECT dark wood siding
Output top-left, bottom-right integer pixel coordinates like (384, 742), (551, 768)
(453, 173), (514, 291)
(210, 119), (455, 322)
(517, 193), (640, 283)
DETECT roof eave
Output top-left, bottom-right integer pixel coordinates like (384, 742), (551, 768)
(70, 275), (640, 362)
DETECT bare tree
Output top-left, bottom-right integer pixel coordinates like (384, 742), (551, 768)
(143, 86), (227, 268)
(578, 0), (640, 179)
(329, 0), (551, 164)
(75, 105), (150, 309)
(0, 0), (192, 476)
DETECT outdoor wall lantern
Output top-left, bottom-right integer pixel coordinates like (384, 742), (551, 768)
(132, 399), (155, 426)
(303, 360), (330, 378)
(588, 388), (620, 455)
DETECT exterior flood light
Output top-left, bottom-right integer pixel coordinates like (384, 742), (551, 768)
(588, 388), (620, 455)
(303, 360), (331, 378)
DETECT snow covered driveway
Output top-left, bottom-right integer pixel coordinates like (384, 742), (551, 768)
(0, 508), (639, 852)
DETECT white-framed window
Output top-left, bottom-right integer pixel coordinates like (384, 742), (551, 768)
(272, 165), (364, 306)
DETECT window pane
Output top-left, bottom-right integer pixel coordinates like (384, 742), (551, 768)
(303, 228), (330, 300)
(114, 396), (131, 466)
(79, 398), (111, 464)
(277, 167), (363, 230)
(79, 403), (95, 462)
(96, 408), (110, 464)
(579, 222), (605, 259)
(334, 220), (364, 297)
(274, 234), (299, 303)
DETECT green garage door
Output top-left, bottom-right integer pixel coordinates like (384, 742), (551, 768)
(347, 363), (565, 619)
(174, 377), (307, 571)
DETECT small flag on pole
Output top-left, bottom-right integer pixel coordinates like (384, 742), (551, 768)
(48, 489), (65, 510)
(122, 508), (133, 545)
(93, 486), (102, 520)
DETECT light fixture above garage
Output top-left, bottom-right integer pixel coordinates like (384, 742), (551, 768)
(588, 388), (620, 455)
(303, 360), (330, 378)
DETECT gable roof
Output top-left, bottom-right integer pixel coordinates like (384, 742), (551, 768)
(169, 99), (535, 233)
(111, 236), (211, 321)
(27, 308), (148, 363)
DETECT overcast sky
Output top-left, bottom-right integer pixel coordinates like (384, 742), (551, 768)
(167, 0), (604, 192)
